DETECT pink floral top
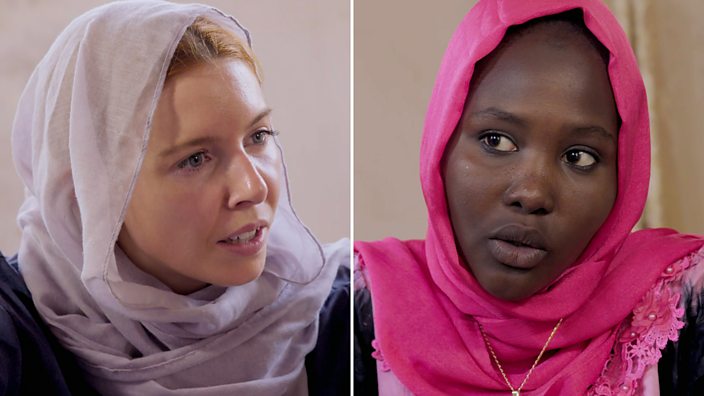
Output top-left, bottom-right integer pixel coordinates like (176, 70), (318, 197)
(354, 247), (704, 395)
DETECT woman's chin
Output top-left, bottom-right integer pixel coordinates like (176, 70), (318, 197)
(215, 253), (268, 287)
(477, 276), (541, 302)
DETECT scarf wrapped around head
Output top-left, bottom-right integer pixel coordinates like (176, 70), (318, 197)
(356, 0), (703, 394)
(12, 1), (341, 394)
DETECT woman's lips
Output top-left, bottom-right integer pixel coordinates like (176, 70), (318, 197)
(217, 226), (267, 256)
(487, 238), (548, 270)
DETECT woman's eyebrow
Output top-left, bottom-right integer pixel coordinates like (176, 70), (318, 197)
(473, 107), (615, 141)
(248, 108), (272, 128)
(157, 109), (273, 159)
(471, 107), (527, 127)
(159, 136), (220, 158)
(570, 125), (614, 141)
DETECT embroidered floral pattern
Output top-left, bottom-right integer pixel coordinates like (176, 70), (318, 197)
(355, 255), (393, 372)
(589, 247), (704, 395)
(371, 339), (392, 372)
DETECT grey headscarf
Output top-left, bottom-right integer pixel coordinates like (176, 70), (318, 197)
(11, 1), (345, 394)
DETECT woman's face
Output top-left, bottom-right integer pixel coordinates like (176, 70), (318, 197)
(444, 24), (619, 301)
(118, 59), (281, 295)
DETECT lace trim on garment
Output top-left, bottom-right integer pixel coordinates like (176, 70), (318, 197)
(588, 246), (704, 395)
(355, 254), (392, 372)
(371, 339), (392, 372)
(354, 253), (368, 291)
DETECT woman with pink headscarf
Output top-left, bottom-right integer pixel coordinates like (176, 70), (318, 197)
(355, 1), (704, 394)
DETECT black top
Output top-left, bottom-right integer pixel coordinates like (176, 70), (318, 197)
(0, 252), (98, 395)
(353, 285), (704, 396)
(307, 264), (351, 396)
(658, 283), (704, 395)
(0, 252), (350, 396)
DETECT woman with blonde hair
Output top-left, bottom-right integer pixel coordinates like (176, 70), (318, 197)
(0, 1), (348, 395)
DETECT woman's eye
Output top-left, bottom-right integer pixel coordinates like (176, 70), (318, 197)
(562, 150), (598, 169)
(250, 129), (279, 145)
(176, 151), (210, 170)
(480, 133), (517, 152)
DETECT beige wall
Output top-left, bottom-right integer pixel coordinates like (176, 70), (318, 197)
(355, 0), (704, 241)
(610, 0), (704, 234)
(0, 0), (350, 254)
(355, 0), (475, 241)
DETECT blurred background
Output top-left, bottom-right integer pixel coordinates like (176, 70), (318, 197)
(355, 0), (704, 241)
(0, 0), (350, 254)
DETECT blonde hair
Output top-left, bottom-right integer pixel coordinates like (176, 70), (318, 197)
(167, 16), (262, 81)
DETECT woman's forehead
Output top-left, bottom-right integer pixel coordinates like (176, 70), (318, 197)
(464, 22), (617, 130)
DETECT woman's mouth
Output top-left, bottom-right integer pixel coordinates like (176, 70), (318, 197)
(217, 225), (267, 256)
(222, 228), (259, 244)
(487, 224), (549, 270)
(487, 238), (547, 270)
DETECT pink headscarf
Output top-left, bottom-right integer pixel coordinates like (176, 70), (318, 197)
(356, 0), (703, 394)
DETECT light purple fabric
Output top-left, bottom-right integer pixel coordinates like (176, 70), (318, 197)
(11, 1), (343, 394)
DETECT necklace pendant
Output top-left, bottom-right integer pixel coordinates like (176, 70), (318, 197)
(511, 392), (520, 396)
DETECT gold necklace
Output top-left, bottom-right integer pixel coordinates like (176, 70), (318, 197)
(477, 318), (563, 396)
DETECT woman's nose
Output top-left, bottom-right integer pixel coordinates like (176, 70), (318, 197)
(225, 155), (268, 209)
(502, 161), (555, 216)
